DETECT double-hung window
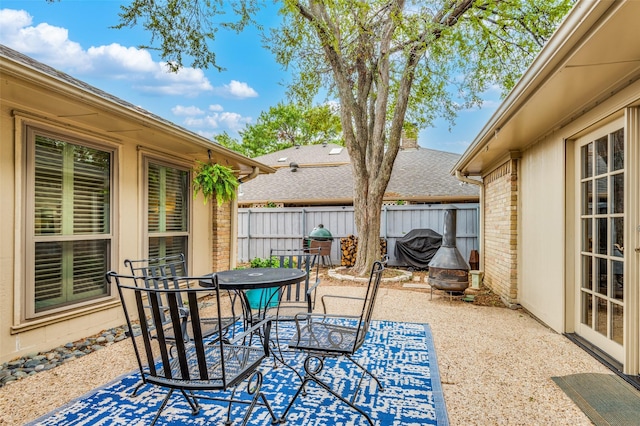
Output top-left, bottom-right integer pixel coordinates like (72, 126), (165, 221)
(28, 128), (112, 317)
(146, 160), (189, 261)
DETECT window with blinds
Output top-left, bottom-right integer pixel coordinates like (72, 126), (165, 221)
(33, 134), (111, 313)
(147, 162), (189, 261)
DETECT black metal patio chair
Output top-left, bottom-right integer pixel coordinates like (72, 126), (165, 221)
(125, 254), (239, 342)
(124, 254), (241, 397)
(268, 247), (321, 321)
(279, 260), (385, 425)
(124, 254), (191, 341)
(107, 272), (278, 426)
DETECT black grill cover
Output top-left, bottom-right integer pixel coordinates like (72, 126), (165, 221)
(394, 229), (442, 269)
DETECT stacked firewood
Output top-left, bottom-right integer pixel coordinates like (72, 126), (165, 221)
(340, 235), (387, 267)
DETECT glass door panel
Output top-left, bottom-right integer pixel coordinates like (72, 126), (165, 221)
(577, 125), (625, 362)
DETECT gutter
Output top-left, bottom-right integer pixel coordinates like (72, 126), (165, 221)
(238, 166), (260, 184)
(455, 171), (484, 272)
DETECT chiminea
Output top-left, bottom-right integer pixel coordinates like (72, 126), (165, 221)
(428, 206), (470, 293)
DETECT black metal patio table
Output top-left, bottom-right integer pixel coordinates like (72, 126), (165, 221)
(214, 267), (307, 290)
(199, 267), (307, 327)
(199, 267), (308, 378)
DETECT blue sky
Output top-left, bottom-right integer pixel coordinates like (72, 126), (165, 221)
(0, 1), (500, 155)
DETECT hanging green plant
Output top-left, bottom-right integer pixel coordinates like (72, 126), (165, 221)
(192, 161), (239, 206)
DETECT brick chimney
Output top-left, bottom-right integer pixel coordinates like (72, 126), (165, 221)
(400, 130), (418, 150)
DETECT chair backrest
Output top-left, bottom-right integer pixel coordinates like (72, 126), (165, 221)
(353, 260), (385, 350)
(269, 247), (321, 306)
(107, 272), (262, 390)
(124, 254), (189, 324)
(124, 253), (187, 281)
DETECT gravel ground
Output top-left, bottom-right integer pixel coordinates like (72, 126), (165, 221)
(0, 272), (609, 425)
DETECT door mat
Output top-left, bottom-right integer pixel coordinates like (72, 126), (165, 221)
(552, 373), (640, 425)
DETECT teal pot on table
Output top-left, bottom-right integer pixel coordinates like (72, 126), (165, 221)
(245, 287), (279, 309)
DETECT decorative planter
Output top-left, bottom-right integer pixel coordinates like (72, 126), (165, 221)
(245, 287), (279, 309)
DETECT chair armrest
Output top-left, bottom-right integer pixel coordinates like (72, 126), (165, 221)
(306, 278), (322, 295)
(293, 312), (360, 322)
(305, 278), (322, 312)
(290, 313), (360, 344)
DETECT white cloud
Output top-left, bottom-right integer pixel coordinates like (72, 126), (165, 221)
(0, 9), (87, 70)
(172, 105), (205, 116)
(86, 44), (157, 74)
(0, 8), (31, 31)
(0, 8), (214, 97)
(217, 112), (252, 131)
(178, 107), (253, 133)
(213, 80), (258, 99)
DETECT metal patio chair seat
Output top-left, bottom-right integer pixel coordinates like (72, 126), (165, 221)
(279, 260), (385, 425)
(107, 272), (278, 426)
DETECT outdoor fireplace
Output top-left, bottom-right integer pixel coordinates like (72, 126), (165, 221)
(428, 207), (470, 293)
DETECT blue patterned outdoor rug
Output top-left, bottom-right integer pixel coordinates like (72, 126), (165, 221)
(27, 321), (448, 425)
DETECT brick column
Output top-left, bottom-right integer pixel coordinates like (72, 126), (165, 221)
(211, 202), (232, 271)
(483, 159), (519, 304)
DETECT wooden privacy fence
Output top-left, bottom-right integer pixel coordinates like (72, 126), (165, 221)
(237, 204), (479, 268)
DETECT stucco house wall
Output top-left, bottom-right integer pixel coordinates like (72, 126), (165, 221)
(0, 46), (272, 363)
(518, 137), (567, 332)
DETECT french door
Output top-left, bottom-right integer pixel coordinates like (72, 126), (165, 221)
(575, 118), (625, 363)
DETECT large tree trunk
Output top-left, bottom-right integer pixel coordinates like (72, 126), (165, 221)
(352, 189), (384, 275)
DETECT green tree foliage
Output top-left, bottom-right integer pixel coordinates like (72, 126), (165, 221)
(114, 0), (262, 72)
(116, 0), (573, 273)
(244, 102), (342, 157)
(213, 131), (250, 157)
(215, 103), (342, 158)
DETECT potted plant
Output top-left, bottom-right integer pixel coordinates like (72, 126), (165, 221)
(192, 161), (239, 206)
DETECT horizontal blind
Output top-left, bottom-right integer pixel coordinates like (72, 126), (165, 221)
(148, 163), (188, 233)
(34, 137), (63, 235)
(149, 236), (187, 267)
(72, 240), (109, 296)
(165, 167), (188, 232)
(33, 134), (111, 313)
(34, 242), (63, 306)
(73, 146), (110, 234)
(148, 164), (161, 232)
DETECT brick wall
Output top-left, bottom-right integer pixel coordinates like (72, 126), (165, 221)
(483, 159), (518, 304)
(211, 202), (232, 271)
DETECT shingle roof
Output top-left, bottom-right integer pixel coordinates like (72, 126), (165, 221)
(254, 143), (351, 167)
(239, 145), (479, 206)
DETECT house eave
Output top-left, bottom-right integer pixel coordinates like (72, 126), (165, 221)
(0, 49), (275, 176)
